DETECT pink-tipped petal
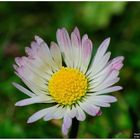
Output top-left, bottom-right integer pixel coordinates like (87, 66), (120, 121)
(112, 63), (123, 71)
(111, 56), (124, 71)
(81, 36), (93, 73)
(62, 124), (69, 136)
(73, 27), (80, 41)
(56, 28), (73, 67)
(57, 28), (71, 49)
(15, 56), (27, 66)
(50, 42), (62, 68)
(35, 35), (44, 44)
(71, 32), (79, 48)
(83, 39), (92, 58)
(16, 66), (24, 76)
(79, 102), (100, 116)
(25, 47), (32, 56)
(82, 34), (88, 46)
(96, 110), (102, 116)
(62, 28), (71, 48)
(63, 116), (72, 129)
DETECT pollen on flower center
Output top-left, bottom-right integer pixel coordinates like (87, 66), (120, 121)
(48, 67), (88, 105)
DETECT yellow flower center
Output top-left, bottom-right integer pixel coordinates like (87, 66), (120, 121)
(48, 67), (88, 105)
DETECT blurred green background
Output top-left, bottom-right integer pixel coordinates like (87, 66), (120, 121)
(0, 2), (140, 138)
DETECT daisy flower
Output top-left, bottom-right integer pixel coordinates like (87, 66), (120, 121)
(13, 27), (124, 136)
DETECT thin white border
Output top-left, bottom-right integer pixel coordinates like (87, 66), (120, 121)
(0, 1), (137, 140)
(1, 138), (133, 140)
(0, 0), (139, 1)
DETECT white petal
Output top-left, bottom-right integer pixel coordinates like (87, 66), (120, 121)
(88, 95), (117, 107)
(92, 100), (111, 107)
(37, 42), (58, 71)
(15, 57), (50, 93)
(15, 72), (49, 96)
(63, 115), (72, 129)
(87, 56), (123, 91)
(68, 106), (77, 118)
(110, 56), (124, 70)
(71, 31), (81, 69)
(75, 105), (86, 121)
(19, 56), (52, 80)
(79, 101), (100, 116)
(81, 38), (93, 73)
(93, 95), (117, 103)
(87, 51), (111, 78)
(89, 69), (120, 91)
(35, 35), (44, 44)
(15, 95), (53, 106)
(27, 36), (58, 71)
(13, 82), (35, 97)
(73, 27), (81, 41)
(92, 37), (110, 66)
(88, 64), (114, 89)
(87, 58), (113, 80)
(43, 114), (52, 121)
(50, 42), (62, 68)
(43, 105), (59, 121)
(61, 112), (73, 136)
(91, 86), (123, 95)
(62, 123), (69, 136)
(53, 106), (66, 119)
(106, 70), (119, 82)
(27, 105), (57, 123)
(93, 78), (120, 91)
(56, 28), (72, 67)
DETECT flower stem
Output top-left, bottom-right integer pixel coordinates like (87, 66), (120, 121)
(69, 118), (79, 138)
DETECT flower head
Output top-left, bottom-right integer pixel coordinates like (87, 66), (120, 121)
(13, 27), (124, 136)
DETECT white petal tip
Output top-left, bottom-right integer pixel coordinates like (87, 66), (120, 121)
(15, 102), (20, 106)
(117, 86), (123, 91)
(62, 126), (68, 136)
(108, 96), (118, 103)
(15, 100), (29, 106)
(105, 37), (111, 42)
(12, 82), (20, 89)
(34, 35), (39, 39)
(27, 119), (33, 124)
(74, 26), (78, 31)
(15, 101), (24, 106)
(27, 117), (36, 124)
(113, 97), (118, 102)
(34, 35), (44, 44)
(105, 37), (111, 43)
